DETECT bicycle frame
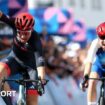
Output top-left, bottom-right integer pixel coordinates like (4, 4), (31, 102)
(1, 78), (48, 105)
(1, 79), (27, 105)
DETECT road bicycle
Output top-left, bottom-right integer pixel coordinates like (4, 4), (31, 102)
(82, 75), (105, 105)
(0, 76), (49, 105)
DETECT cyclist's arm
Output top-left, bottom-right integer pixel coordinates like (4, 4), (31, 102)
(34, 32), (45, 80)
(84, 38), (100, 76)
(0, 11), (15, 28)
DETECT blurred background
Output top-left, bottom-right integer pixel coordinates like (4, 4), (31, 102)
(0, 0), (104, 105)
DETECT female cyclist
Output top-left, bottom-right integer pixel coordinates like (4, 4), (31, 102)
(0, 11), (45, 105)
(81, 22), (105, 105)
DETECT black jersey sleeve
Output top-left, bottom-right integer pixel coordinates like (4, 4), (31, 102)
(0, 12), (15, 29)
(34, 31), (45, 67)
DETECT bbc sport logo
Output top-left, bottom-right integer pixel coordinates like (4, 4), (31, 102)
(0, 90), (16, 97)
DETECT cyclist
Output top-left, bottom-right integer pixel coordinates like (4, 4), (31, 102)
(80, 22), (105, 105)
(0, 11), (46, 105)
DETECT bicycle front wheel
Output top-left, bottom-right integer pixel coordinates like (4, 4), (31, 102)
(17, 100), (26, 105)
(98, 97), (105, 105)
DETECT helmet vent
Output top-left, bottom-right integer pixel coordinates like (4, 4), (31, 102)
(23, 16), (26, 20)
(20, 19), (22, 26)
(27, 19), (33, 28)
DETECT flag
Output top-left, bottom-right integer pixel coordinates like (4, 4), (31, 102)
(8, 0), (28, 16)
(0, 0), (8, 14)
(72, 19), (86, 41)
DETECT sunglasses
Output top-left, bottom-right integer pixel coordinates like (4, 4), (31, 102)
(17, 29), (32, 35)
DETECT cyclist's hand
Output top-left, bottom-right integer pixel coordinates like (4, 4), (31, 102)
(80, 75), (89, 92)
(37, 84), (44, 96)
(37, 77), (49, 96)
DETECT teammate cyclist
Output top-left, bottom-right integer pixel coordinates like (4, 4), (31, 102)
(0, 11), (46, 105)
(80, 22), (105, 105)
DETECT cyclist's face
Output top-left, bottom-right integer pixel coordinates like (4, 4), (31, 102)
(17, 30), (32, 43)
(99, 39), (105, 50)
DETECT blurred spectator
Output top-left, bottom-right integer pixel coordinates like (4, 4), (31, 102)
(0, 37), (12, 51)
(0, 26), (88, 105)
